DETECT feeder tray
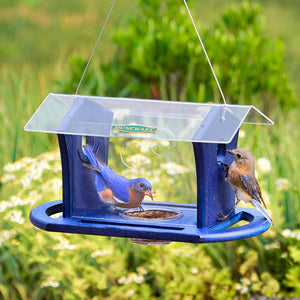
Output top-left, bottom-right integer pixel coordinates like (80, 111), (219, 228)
(25, 93), (273, 244)
(122, 209), (182, 220)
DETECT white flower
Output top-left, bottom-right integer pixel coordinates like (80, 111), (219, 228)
(160, 162), (189, 176)
(139, 140), (157, 153)
(3, 161), (25, 173)
(0, 201), (10, 213)
(41, 276), (60, 288)
(264, 241), (280, 250)
(275, 178), (290, 191)
(281, 229), (295, 238)
(256, 158), (272, 174)
(117, 276), (127, 285)
(0, 229), (17, 246)
(133, 274), (144, 284)
(240, 285), (249, 294)
(125, 289), (135, 297)
(20, 174), (32, 189)
(190, 267), (199, 274)
(0, 173), (16, 183)
(241, 278), (251, 286)
(4, 210), (25, 224)
(126, 154), (151, 168)
(53, 236), (76, 250)
(239, 130), (246, 138)
(136, 266), (148, 275)
(91, 249), (112, 258)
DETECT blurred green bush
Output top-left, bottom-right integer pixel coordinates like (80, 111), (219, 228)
(61, 0), (296, 113)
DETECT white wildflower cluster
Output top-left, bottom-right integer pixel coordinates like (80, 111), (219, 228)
(4, 209), (25, 224)
(0, 173), (16, 184)
(3, 157), (33, 173)
(0, 229), (17, 246)
(256, 158), (272, 174)
(126, 154), (151, 168)
(38, 151), (60, 162)
(160, 162), (189, 176)
(2, 149), (61, 190)
(41, 276), (60, 288)
(138, 140), (159, 153)
(117, 266), (148, 285)
(234, 278), (251, 295)
(275, 178), (290, 191)
(281, 229), (300, 240)
(0, 191), (42, 214)
(264, 241), (280, 250)
(53, 236), (76, 250)
(91, 249), (112, 258)
(41, 178), (62, 194)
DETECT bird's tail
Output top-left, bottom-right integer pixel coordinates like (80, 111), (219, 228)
(82, 144), (98, 167)
(81, 144), (106, 173)
(250, 199), (273, 226)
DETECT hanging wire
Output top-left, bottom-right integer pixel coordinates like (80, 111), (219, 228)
(183, 0), (227, 105)
(75, 0), (117, 95)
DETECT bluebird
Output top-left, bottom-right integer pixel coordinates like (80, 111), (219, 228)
(219, 148), (273, 225)
(80, 144), (154, 210)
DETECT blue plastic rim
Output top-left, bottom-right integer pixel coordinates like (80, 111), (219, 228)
(30, 200), (271, 243)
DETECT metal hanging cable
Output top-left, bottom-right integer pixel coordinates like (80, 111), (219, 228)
(75, 0), (117, 95)
(183, 0), (227, 105)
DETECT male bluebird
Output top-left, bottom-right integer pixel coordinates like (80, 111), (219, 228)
(80, 144), (154, 210)
(219, 148), (273, 225)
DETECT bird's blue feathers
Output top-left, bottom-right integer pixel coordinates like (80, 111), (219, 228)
(250, 199), (273, 226)
(82, 144), (139, 203)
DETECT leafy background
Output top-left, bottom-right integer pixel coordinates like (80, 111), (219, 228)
(1, 0), (300, 298)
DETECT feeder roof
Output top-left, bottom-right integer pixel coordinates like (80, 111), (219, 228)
(24, 93), (273, 143)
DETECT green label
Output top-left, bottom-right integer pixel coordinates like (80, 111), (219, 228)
(111, 125), (158, 134)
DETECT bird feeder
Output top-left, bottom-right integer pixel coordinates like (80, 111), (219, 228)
(25, 93), (273, 244)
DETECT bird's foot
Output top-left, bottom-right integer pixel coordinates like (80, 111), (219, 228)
(217, 213), (229, 222)
(138, 206), (144, 212)
(218, 161), (229, 173)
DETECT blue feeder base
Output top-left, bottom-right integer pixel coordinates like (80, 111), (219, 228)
(30, 200), (271, 243)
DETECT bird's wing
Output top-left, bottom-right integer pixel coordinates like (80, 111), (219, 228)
(82, 144), (131, 203)
(240, 174), (267, 208)
(250, 199), (273, 226)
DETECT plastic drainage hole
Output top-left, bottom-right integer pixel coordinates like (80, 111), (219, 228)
(49, 212), (63, 219)
(45, 204), (63, 218)
(228, 220), (250, 229)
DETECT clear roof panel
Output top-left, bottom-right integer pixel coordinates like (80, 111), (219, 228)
(24, 93), (274, 143)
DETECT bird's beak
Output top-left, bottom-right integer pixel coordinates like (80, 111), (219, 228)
(144, 189), (153, 200)
(226, 150), (234, 155)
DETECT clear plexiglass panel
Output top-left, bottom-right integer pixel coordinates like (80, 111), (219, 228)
(24, 93), (274, 143)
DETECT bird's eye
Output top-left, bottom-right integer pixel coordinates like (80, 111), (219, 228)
(140, 183), (145, 188)
(237, 153), (242, 159)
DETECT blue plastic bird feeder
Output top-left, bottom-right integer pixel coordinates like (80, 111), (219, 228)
(24, 93), (274, 244)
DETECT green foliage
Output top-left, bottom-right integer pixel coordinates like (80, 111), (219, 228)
(98, 0), (296, 111)
(1, 151), (300, 298)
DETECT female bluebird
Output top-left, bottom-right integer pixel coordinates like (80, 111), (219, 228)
(219, 148), (273, 225)
(80, 144), (154, 210)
